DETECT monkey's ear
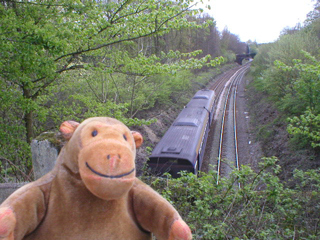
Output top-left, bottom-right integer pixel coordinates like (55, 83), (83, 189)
(131, 131), (143, 149)
(60, 121), (80, 140)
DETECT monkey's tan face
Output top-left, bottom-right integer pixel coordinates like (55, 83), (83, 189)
(78, 120), (138, 200)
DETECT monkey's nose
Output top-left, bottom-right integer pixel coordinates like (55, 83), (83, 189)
(107, 154), (121, 160)
(106, 154), (121, 172)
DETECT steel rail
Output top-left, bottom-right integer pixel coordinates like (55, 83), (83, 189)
(216, 65), (250, 185)
(216, 68), (242, 184)
(233, 65), (250, 188)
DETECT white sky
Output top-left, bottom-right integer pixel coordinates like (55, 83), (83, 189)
(199, 0), (315, 43)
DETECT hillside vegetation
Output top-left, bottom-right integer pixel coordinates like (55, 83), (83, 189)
(248, 1), (320, 179)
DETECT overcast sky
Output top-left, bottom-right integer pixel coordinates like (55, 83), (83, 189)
(199, 0), (315, 43)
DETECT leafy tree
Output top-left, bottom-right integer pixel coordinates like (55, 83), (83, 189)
(247, 40), (258, 55)
(278, 52), (320, 112)
(0, 0), (226, 175)
(282, 52), (320, 149)
(251, 26), (320, 114)
(220, 27), (246, 60)
(249, 2), (320, 157)
(306, 0), (320, 24)
(288, 109), (320, 149)
(0, 0), (210, 143)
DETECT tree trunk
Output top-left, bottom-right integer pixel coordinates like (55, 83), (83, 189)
(130, 76), (136, 117)
(24, 110), (33, 144)
(22, 87), (33, 144)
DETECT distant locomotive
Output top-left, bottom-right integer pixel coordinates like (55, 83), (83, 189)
(148, 89), (215, 177)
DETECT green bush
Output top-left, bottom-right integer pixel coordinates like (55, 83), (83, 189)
(142, 157), (320, 239)
(288, 108), (320, 149)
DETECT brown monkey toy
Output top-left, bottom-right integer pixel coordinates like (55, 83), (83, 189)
(0, 117), (192, 240)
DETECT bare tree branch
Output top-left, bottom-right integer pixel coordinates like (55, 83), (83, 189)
(0, 156), (32, 182)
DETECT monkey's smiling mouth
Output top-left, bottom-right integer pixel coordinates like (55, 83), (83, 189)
(86, 162), (135, 179)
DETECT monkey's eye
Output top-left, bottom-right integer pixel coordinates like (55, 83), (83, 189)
(92, 130), (98, 137)
(123, 134), (127, 141)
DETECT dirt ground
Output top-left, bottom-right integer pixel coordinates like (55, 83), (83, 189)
(235, 71), (263, 171)
(245, 78), (320, 181)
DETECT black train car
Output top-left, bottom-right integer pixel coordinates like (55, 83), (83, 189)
(148, 89), (215, 177)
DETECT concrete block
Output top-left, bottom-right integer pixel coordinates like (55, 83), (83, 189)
(0, 182), (27, 204)
(31, 138), (58, 180)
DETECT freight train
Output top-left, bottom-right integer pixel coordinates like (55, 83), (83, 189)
(148, 89), (215, 177)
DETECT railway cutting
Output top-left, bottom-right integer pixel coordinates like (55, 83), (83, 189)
(147, 63), (254, 181)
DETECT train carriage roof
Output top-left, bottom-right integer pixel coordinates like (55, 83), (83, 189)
(149, 107), (209, 164)
(186, 89), (215, 110)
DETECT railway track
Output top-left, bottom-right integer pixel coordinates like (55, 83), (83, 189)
(203, 64), (250, 185)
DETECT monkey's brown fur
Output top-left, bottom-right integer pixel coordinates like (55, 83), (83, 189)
(0, 117), (192, 240)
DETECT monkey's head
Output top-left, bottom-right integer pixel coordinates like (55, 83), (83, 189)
(59, 117), (143, 200)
